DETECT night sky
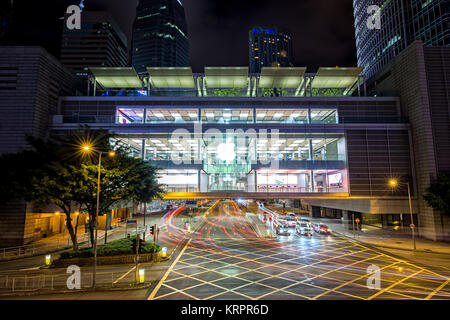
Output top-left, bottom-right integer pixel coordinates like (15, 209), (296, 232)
(8, 0), (357, 73)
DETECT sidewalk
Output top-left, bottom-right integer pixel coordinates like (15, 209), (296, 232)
(319, 218), (450, 255)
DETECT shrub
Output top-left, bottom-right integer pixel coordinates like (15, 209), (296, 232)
(59, 236), (160, 259)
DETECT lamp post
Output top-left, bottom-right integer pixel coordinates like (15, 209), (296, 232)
(389, 179), (416, 251)
(82, 145), (115, 287)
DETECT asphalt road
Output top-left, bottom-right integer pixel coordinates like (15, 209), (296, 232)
(148, 200), (450, 300)
(1, 200), (449, 300)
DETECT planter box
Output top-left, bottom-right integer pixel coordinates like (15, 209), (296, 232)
(52, 252), (161, 268)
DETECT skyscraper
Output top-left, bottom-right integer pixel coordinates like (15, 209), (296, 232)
(249, 27), (293, 74)
(353, 0), (449, 80)
(132, 0), (190, 73)
(60, 11), (128, 79)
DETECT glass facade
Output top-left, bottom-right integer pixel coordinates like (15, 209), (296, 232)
(353, 0), (449, 80)
(132, 0), (190, 73)
(115, 107), (339, 125)
(112, 131), (348, 194)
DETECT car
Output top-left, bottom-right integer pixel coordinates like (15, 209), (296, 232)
(300, 218), (312, 226)
(313, 223), (332, 234)
(276, 226), (292, 236)
(296, 223), (313, 237)
(284, 216), (298, 228)
(286, 212), (296, 217)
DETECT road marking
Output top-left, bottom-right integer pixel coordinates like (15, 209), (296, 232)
(425, 279), (450, 300)
(19, 267), (41, 271)
(148, 239), (192, 300)
(313, 260), (400, 300)
(114, 266), (136, 284)
(367, 269), (423, 300)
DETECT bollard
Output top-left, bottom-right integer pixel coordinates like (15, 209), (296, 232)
(12, 278), (15, 292)
(138, 269), (145, 284)
(51, 276), (54, 290)
(45, 254), (52, 266)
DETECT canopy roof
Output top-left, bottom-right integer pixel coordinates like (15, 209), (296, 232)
(311, 67), (363, 89)
(90, 67), (143, 89)
(147, 67), (196, 89)
(258, 67), (306, 88)
(204, 67), (249, 88)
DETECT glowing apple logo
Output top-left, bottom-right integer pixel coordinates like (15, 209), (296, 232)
(217, 142), (236, 161)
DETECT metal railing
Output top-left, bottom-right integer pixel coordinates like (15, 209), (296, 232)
(0, 269), (149, 293)
(0, 220), (128, 261)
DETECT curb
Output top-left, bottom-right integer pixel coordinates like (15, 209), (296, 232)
(334, 231), (450, 255)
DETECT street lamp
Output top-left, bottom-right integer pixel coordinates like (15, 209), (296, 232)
(81, 144), (115, 287)
(389, 179), (416, 251)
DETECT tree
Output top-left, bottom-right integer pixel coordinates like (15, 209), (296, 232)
(424, 173), (450, 218)
(76, 146), (164, 246)
(0, 128), (164, 250)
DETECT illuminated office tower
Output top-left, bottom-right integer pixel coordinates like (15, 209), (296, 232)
(249, 27), (293, 74)
(132, 0), (190, 73)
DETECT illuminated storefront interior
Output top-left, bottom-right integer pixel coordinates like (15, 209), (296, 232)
(111, 132), (348, 193)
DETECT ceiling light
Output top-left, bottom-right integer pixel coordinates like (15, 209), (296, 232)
(273, 113), (284, 119)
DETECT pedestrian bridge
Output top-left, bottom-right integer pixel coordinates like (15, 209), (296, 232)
(162, 192), (351, 200)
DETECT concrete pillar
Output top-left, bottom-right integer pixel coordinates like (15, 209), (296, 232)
(311, 206), (322, 218)
(342, 210), (352, 230)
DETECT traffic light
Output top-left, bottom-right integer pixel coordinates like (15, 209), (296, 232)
(138, 239), (144, 253)
(149, 226), (155, 235)
(131, 238), (137, 253)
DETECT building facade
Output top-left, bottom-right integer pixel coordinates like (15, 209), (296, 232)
(249, 27), (293, 74)
(132, 0), (190, 73)
(353, 0), (449, 80)
(369, 41), (450, 241)
(50, 66), (428, 240)
(0, 47), (83, 247)
(60, 11), (128, 79)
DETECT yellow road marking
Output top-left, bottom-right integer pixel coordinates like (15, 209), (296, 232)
(313, 261), (400, 300)
(154, 283), (199, 300)
(114, 266), (136, 284)
(368, 269), (423, 300)
(425, 279), (450, 300)
(148, 239), (192, 300)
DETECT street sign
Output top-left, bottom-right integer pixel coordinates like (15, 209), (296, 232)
(410, 224), (415, 229)
(355, 218), (360, 224)
(127, 220), (137, 224)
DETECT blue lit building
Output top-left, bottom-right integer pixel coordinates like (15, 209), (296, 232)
(249, 27), (293, 74)
(132, 0), (190, 73)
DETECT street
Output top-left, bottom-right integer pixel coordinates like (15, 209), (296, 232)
(1, 200), (449, 300)
(149, 200), (450, 300)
